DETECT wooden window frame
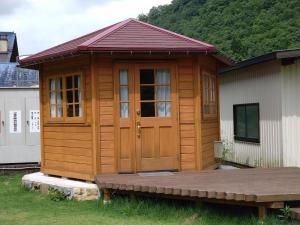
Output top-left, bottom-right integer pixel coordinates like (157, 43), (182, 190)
(233, 103), (260, 143)
(202, 70), (218, 119)
(46, 71), (85, 124)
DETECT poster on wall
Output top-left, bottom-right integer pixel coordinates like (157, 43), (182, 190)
(9, 110), (21, 133)
(29, 110), (40, 133)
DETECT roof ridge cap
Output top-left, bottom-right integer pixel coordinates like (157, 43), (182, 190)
(131, 18), (215, 50)
(78, 18), (133, 50)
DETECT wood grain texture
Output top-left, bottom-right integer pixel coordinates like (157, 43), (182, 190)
(96, 167), (300, 203)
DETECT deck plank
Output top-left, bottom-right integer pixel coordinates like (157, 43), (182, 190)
(96, 168), (300, 203)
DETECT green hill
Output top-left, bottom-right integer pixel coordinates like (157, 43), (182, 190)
(138, 0), (300, 61)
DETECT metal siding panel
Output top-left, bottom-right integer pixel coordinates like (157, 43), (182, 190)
(282, 60), (300, 167)
(220, 61), (283, 167)
(0, 89), (40, 163)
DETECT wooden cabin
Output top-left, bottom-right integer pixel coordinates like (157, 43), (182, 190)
(20, 18), (231, 181)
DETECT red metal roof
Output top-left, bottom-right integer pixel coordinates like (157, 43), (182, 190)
(20, 18), (217, 64)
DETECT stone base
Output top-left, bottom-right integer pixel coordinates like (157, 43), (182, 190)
(22, 172), (99, 201)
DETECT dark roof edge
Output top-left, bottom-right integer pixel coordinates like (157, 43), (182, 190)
(219, 48), (300, 74)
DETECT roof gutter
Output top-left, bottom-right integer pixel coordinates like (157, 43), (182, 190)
(20, 49), (227, 67)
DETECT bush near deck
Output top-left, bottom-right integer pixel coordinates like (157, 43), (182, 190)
(0, 174), (297, 225)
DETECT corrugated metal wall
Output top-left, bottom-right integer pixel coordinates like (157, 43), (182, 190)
(281, 60), (300, 167)
(219, 61), (283, 167)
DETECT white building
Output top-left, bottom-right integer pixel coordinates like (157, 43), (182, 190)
(0, 32), (40, 164)
(219, 49), (300, 168)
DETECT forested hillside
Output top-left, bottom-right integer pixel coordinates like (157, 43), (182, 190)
(139, 0), (300, 61)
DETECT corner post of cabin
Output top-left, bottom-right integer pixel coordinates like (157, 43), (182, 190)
(90, 54), (99, 178)
(194, 56), (203, 170)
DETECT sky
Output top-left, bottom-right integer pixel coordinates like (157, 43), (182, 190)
(0, 0), (172, 56)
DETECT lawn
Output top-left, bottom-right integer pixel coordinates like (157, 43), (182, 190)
(0, 173), (298, 225)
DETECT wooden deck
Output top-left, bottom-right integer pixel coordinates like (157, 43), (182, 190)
(96, 167), (300, 220)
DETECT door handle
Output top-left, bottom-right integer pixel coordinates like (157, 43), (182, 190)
(136, 121), (141, 138)
(1, 121), (4, 127)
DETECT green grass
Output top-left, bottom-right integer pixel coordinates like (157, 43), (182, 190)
(0, 174), (298, 225)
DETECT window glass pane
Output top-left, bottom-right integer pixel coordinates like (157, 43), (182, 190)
(74, 90), (80, 102)
(50, 105), (56, 118)
(156, 86), (170, 101)
(235, 106), (246, 138)
(67, 104), (73, 117)
(74, 75), (80, 88)
(141, 102), (155, 117)
(120, 86), (129, 101)
(157, 102), (166, 117)
(66, 76), (73, 89)
(57, 105), (63, 118)
(157, 102), (170, 117)
(166, 102), (171, 117)
(67, 90), (73, 103)
(50, 79), (55, 91)
(74, 104), (80, 117)
(57, 91), (62, 104)
(246, 105), (259, 139)
(140, 69), (154, 84)
(119, 70), (128, 85)
(141, 86), (154, 100)
(57, 78), (62, 90)
(50, 92), (56, 104)
(156, 69), (170, 85)
(120, 103), (129, 118)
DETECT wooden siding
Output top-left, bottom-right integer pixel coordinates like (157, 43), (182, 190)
(41, 56), (94, 180)
(199, 56), (219, 169)
(95, 59), (116, 174)
(178, 58), (197, 170)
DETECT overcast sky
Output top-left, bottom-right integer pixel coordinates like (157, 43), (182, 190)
(0, 0), (172, 56)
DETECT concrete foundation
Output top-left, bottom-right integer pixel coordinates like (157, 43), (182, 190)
(22, 172), (99, 201)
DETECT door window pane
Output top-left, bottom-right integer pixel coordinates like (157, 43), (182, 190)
(156, 86), (170, 101)
(140, 69), (154, 84)
(120, 103), (129, 118)
(141, 102), (155, 117)
(141, 86), (154, 100)
(120, 87), (128, 101)
(119, 69), (129, 118)
(156, 69), (170, 85)
(120, 69), (128, 85)
(66, 76), (73, 89)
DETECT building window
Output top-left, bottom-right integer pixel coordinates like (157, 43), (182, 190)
(0, 39), (8, 53)
(233, 103), (260, 143)
(202, 71), (217, 118)
(140, 69), (171, 117)
(48, 73), (83, 121)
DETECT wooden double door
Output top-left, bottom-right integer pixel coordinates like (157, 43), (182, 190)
(115, 62), (179, 173)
